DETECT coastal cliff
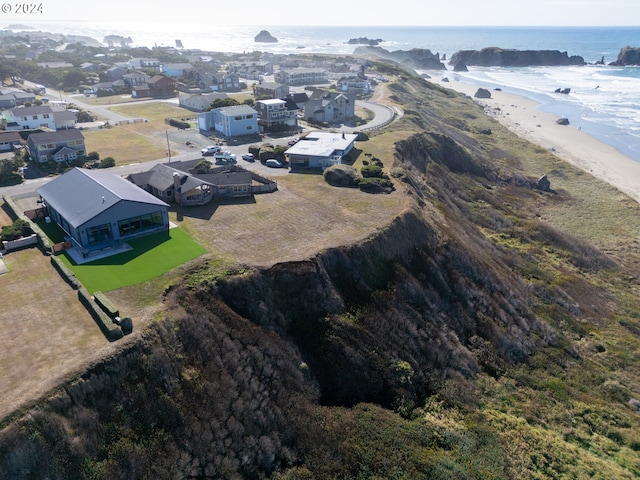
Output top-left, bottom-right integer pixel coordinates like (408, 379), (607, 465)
(449, 47), (586, 66)
(353, 46), (447, 70)
(1, 66), (640, 479)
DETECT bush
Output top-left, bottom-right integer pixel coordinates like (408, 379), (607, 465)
(50, 255), (80, 289)
(358, 177), (395, 194)
(361, 164), (384, 178)
(168, 118), (190, 130)
(93, 291), (119, 318)
(78, 288), (123, 341)
(0, 219), (34, 242)
(99, 157), (115, 168)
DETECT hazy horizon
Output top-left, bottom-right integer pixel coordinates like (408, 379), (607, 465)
(2, 0), (640, 27)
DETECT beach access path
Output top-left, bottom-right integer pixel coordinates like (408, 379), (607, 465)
(436, 79), (640, 205)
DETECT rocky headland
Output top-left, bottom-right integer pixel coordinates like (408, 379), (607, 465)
(353, 46), (446, 70)
(609, 46), (640, 65)
(449, 47), (586, 67)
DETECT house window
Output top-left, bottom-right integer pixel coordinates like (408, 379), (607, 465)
(32, 115), (38, 120)
(118, 211), (164, 237)
(86, 223), (113, 246)
(43, 114), (50, 119)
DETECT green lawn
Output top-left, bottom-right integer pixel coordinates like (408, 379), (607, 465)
(58, 228), (206, 293)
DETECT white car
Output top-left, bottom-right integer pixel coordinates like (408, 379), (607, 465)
(242, 153), (255, 162)
(201, 145), (221, 156)
(265, 159), (284, 168)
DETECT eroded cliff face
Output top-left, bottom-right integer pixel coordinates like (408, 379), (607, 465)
(0, 80), (618, 478)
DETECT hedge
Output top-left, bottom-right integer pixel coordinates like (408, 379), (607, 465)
(78, 287), (123, 341)
(50, 255), (79, 290)
(93, 291), (119, 318)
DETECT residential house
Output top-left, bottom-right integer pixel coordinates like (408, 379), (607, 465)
(37, 167), (169, 254)
(53, 110), (78, 130)
(147, 75), (177, 97)
(161, 63), (194, 78)
(123, 72), (150, 88)
(254, 82), (289, 100)
(94, 80), (129, 97)
(178, 92), (227, 112)
(127, 162), (253, 206)
(231, 61), (273, 80)
(337, 76), (372, 96)
(197, 72), (240, 92)
(275, 67), (328, 86)
(285, 131), (358, 170)
(255, 98), (298, 132)
(303, 91), (355, 123)
(198, 105), (258, 137)
(128, 58), (161, 71)
(26, 129), (86, 163)
(3, 105), (56, 130)
(131, 84), (151, 98)
(80, 62), (102, 73)
(106, 66), (128, 82)
(0, 131), (23, 152)
(0, 90), (36, 109)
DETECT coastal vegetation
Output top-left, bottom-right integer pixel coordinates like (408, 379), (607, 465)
(2, 57), (640, 479)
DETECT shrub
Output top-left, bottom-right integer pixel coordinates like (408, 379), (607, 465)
(99, 157), (115, 168)
(361, 164), (384, 178)
(358, 177), (395, 194)
(78, 288), (123, 341)
(0, 218), (34, 242)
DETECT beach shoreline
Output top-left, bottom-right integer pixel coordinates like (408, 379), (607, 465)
(434, 77), (640, 204)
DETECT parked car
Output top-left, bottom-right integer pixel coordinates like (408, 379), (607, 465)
(201, 145), (222, 156)
(242, 153), (255, 162)
(265, 159), (284, 168)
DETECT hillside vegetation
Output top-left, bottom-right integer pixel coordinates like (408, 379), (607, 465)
(2, 63), (640, 479)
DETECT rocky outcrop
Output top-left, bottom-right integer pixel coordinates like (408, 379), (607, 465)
(449, 47), (586, 67)
(452, 60), (468, 72)
(353, 46), (446, 70)
(474, 88), (492, 99)
(610, 46), (640, 65)
(254, 30), (278, 43)
(346, 37), (383, 46)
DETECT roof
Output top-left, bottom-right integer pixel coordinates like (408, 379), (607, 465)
(37, 168), (168, 229)
(10, 105), (53, 116)
(258, 98), (286, 106)
(285, 132), (358, 157)
(28, 129), (84, 144)
(217, 104), (257, 117)
(0, 131), (23, 142)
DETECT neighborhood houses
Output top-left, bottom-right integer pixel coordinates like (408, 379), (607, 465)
(0, 29), (387, 268)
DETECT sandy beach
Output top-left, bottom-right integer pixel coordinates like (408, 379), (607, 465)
(435, 78), (640, 204)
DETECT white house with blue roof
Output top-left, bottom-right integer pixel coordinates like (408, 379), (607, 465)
(37, 168), (169, 255)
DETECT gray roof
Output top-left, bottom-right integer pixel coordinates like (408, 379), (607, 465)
(28, 129), (84, 144)
(217, 104), (257, 117)
(37, 167), (168, 229)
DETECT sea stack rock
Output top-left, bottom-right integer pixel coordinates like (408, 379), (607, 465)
(449, 47), (585, 67)
(610, 46), (640, 66)
(255, 30), (278, 43)
(556, 118), (570, 126)
(352, 46), (446, 70)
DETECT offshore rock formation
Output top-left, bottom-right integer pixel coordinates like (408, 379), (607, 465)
(449, 47), (586, 67)
(254, 30), (278, 43)
(346, 37), (384, 46)
(610, 46), (640, 65)
(353, 46), (447, 70)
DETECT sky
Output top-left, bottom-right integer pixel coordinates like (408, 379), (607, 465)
(2, 0), (640, 26)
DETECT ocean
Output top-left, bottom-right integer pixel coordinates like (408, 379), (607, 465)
(3, 21), (640, 159)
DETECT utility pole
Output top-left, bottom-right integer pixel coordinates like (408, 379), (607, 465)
(166, 130), (171, 163)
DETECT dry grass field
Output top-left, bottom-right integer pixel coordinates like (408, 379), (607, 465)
(82, 102), (200, 165)
(0, 246), (113, 421)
